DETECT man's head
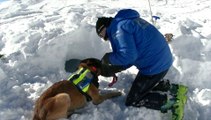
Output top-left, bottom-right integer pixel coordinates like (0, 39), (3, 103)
(96, 17), (113, 40)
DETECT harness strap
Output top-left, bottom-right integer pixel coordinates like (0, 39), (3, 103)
(75, 85), (92, 101)
(68, 67), (85, 81)
(68, 67), (93, 101)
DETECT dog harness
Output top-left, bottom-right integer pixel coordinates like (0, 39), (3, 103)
(67, 67), (94, 101)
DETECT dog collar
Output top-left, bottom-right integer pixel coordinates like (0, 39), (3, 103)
(91, 66), (97, 72)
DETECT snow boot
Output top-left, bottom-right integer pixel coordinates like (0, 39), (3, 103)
(169, 84), (188, 120)
(153, 79), (170, 92)
(170, 84), (188, 96)
(160, 98), (177, 113)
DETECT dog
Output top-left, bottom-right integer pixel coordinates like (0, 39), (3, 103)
(164, 33), (174, 43)
(32, 58), (122, 120)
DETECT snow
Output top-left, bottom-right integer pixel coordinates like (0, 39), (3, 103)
(0, 0), (211, 120)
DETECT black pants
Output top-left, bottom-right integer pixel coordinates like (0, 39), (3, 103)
(125, 70), (169, 110)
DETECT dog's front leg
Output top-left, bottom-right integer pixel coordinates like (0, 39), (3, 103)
(87, 84), (121, 105)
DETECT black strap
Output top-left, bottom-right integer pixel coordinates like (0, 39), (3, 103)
(74, 84), (92, 101)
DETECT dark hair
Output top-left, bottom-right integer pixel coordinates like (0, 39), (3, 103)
(96, 17), (113, 35)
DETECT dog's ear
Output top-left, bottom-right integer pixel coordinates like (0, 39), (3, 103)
(65, 59), (81, 73)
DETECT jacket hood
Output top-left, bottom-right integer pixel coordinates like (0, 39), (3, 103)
(114, 9), (140, 21)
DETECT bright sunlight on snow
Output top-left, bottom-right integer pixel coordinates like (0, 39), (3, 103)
(0, 0), (211, 120)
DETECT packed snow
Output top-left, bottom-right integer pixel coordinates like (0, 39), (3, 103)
(0, 0), (211, 120)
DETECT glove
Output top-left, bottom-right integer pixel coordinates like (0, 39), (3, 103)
(101, 53), (111, 65)
(100, 63), (126, 77)
(101, 53), (132, 76)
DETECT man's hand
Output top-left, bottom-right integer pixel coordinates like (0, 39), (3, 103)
(101, 53), (111, 65)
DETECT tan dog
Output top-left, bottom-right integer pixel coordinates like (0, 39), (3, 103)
(164, 33), (174, 43)
(33, 58), (121, 120)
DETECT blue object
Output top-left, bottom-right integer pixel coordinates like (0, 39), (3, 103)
(106, 9), (172, 75)
(152, 16), (160, 21)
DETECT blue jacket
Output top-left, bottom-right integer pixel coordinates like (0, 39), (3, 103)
(106, 9), (173, 75)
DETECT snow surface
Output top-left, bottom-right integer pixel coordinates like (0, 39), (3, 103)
(0, 0), (211, 120)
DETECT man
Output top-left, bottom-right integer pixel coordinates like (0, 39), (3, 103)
(96, 9), (187, 113)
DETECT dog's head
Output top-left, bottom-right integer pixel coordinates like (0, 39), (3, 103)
(79, 58), (102, 76)
(78, 58), (102, 88)
(65, 58), (119, 77)
(164, 33), (174, 43)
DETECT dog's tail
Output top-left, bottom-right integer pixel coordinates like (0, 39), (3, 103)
(32, 102), (48, 120)
(33, 98), (44, 120)
(32, 113), (40, 120)
(39, 106), (48, 120)
(32, 97), (52, 120)
(32, 108), (46, 120)
(33, 112), (45, 120)
(39, 98), (56, 120)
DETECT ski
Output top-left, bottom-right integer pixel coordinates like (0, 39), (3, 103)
(171, 84), (188, 120)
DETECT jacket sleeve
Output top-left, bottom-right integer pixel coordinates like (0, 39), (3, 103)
(108, 20), (138, 66)
(101, 53), (132, 75)
(100, 63), (127, 77)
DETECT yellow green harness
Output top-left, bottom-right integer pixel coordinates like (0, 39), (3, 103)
(67, 67), (94, 101)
